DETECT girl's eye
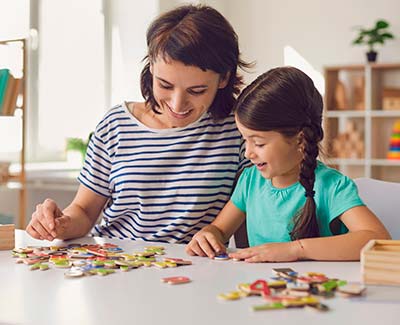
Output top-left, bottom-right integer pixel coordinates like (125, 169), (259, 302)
(255, 143), (265, 148)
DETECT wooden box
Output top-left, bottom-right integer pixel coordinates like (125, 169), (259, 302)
(361, 239), (400, 286)
(0, 224), (15, 250)
(382, 88), (400, 111)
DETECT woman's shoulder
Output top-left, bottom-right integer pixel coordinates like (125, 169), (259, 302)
(196, 112), (236, 128)
(102, 103), (131, 121)
(94, 102), (137, 138)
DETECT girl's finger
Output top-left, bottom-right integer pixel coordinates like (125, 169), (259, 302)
(197, 236), (217, 258)
(205, 233), (225, 255)
(189, 240), (207, 257)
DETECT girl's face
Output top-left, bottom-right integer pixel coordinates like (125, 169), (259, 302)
(151, 58), (228, 128)
(235, 117), (303, 188)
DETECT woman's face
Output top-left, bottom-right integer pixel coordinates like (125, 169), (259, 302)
(151, 58), (228, 128)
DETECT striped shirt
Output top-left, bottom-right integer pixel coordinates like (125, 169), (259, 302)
(78, 103), (249, 243)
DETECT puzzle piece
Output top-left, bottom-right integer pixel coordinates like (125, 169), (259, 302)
(161, 276), (191, 285)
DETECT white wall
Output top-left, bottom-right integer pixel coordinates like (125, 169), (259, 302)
(222, 0), (400, 83)
(108, 0), (159, 104)
(0, 0), (30, 40)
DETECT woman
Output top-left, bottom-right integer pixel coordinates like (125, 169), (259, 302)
(27, 4), (251, 243)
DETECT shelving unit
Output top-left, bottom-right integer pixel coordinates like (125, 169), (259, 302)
(323, 63), (400, 182)
(0, 38), (27, 228)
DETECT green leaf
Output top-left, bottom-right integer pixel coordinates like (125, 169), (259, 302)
(376, 20), (389, 29)
(381, 32), (394, 39)
(352, 36), (364, 44)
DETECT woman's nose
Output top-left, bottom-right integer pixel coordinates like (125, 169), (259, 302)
(170, 91), (186, 112)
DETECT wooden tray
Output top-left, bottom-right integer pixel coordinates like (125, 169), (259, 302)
(361, 239), (400, 286)
(0, 224), (15, 250)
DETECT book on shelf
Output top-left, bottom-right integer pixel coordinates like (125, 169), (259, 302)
(0, 68), (10, 114)
(2, 75), (21, 116)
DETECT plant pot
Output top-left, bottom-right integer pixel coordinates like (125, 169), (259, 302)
(366, 51), (378, 62)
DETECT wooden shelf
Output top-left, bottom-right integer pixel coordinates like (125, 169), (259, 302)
(0, 38), (27, 228)
(328, 158), (400, 166)
(323, 63), (400, 181)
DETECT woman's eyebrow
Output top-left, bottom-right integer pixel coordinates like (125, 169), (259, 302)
(156, 76), (208, 89)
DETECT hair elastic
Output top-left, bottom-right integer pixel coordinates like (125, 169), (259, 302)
(305, 190), (315, 198)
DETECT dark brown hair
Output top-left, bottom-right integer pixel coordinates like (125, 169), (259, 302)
(234, 66), (324, 240)
(140, 4), (252, 120)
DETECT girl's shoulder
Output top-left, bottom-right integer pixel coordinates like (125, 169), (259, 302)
(315, 161), (356, 192)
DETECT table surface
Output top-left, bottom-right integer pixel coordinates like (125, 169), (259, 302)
(1, 230), (400, 325)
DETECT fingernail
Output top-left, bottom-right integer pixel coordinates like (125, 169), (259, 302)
(49, 223), (54, 229)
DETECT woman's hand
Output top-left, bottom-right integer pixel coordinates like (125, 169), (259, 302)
(229, 241), (303, 263)
(185, 225), (226, 258)
(26, 199), (71, 241)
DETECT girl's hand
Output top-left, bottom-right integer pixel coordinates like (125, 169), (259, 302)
(185, 225), (226, 258)
(229, 241), (302, 263)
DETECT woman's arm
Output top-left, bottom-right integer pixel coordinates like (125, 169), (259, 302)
(27, 185), (108, 241)
(57, 185), (109, 239)
(229, 205), (391, 262)
(186, 200), (246, 258)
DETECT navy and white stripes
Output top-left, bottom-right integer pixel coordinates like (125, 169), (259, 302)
(78, 103), (249, 243)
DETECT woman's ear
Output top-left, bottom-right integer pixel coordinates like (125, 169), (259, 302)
(218, 72), (231, 89)
(149, 63), (153, 75)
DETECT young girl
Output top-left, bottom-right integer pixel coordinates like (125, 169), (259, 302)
(186, 67), (391, 262)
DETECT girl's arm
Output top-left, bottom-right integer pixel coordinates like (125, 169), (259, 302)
(185, 200), (246, 258)
(299, 205), (391, 260)
(229, 205), (391, 262)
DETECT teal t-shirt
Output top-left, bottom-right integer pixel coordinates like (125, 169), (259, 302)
(231, 161), (365, 246)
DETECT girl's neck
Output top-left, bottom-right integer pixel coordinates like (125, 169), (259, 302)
(271, 166), (300, 189)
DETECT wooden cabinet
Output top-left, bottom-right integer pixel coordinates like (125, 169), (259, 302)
(323, 63), (400, 182)
(0, 38), (27, 228)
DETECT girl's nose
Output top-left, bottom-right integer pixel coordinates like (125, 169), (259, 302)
(245, 145), (255, 159)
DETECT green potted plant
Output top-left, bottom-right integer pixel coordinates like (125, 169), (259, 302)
(66, 132), (93, 164)
(352, 19), (394, 62)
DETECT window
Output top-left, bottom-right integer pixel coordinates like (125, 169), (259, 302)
(29, 0), (105, 162)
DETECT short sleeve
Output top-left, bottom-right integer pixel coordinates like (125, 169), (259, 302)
(231, 168), (250, 212)
(328, 175), (365, 223)
(78, 125), (112, 198)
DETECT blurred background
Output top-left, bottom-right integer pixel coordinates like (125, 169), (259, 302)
(0, 0), (399, 228)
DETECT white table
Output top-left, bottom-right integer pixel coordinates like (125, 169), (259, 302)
(1, 230), (399, 325)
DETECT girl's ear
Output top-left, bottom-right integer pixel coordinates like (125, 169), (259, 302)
(150, 63), (153, 75)
(218, 72), (231, 89)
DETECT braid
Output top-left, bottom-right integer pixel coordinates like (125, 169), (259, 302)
(290, 124), (321, 240)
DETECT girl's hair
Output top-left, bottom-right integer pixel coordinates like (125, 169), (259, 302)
(140, 4), (252, 120)
(234, 66), (324, 240)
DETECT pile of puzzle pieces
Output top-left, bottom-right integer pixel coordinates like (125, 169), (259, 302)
(12, 243), (192, 277)
(217, 268), (366, 312)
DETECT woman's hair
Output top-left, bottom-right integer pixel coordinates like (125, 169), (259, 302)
(234, 66), (324, 240)
(140, 4), (252, 120)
